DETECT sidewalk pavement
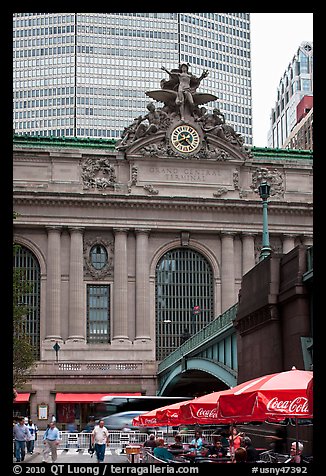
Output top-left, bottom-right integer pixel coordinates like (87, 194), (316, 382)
(13, 448), (42, 463)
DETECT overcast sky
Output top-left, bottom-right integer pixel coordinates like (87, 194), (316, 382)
(250, 13), (313, 147)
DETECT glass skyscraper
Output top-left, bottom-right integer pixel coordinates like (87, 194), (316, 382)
(267, 41), (313, 148)
(13, 13), (252, 145)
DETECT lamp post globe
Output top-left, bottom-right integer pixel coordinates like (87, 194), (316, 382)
(258, 181), (272, 261)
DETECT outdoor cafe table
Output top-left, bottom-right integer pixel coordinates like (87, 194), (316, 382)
(176, 452), (232, 464)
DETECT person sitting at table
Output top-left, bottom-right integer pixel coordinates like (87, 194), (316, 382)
(288, 441), (304, 463)
(143, 433), (157, 449)
(234, 446), (247, 463)
(154, 438), (175, 462)
(169, 434), (183, 449)
(220, 430), (230, 448)
(207, 435), (228, 458)
(189, 431), (204, 453)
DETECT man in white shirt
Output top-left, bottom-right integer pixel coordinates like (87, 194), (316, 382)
(91, 420), (109, 463)
(42, 421), (61, 463)
(26, 419), (38, 454)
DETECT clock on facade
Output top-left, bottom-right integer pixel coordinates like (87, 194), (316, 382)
(170, 124), (200, 154)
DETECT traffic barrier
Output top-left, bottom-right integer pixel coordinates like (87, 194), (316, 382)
(33, 429), (216, 450)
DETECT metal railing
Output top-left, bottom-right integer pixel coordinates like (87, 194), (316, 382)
(158, 303), (238, 374)
(31, 429), (217, 450)
(32, 431), (150, 450)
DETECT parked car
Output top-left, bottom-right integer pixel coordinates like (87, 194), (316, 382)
(96, 411), (149, 430)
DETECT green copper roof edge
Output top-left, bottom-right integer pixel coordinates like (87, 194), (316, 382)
(13, 134), (312, 159)
(251, 146), (313, 159)
(13, 133), (117, 149)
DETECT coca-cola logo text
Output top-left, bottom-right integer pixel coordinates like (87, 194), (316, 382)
(196, 407), (219, 419)
(144, 418), (157, 424)
(267, 397), (309, 414)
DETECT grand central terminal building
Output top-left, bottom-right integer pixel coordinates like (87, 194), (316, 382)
(13, 66), (313, 427)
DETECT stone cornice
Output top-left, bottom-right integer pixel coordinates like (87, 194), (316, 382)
(13, 192), (313, 216)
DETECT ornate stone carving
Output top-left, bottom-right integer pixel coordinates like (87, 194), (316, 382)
(251, 167), (285, 198)
(115, 63), (251, 162)
(233, 169), (240, 190)
(143, 184), (159, 195)
(181, 231), (190, 246)
(139, 142), (169, 157)
(83, 236), (114, 279)
(81, 158), (116, 190)
(116, 103), (171, 151)
(213, 187), (228, 197)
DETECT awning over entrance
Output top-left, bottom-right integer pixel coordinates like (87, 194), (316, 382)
(14, 393), (31, 403)
(55, 393), (141, 403)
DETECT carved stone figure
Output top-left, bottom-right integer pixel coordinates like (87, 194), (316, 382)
(115, 63), (251, 161)
(146, 64), (217, 121)
(134, 103), (170, 140)
(196, 107), (225, 132)
(160, 64), (209, 121)
(116, 116), (143, 150)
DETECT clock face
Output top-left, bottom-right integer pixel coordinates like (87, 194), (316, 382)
(171, 124), (200, 153)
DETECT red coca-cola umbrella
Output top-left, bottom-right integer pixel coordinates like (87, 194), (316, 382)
(307, 376), (313, 414)
(217, 367), (313, 422)
(177, 391), (231, 425)
(132, 401), (189, 427)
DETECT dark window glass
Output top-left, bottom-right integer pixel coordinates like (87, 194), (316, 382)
(155, 248), (214, 360)
(87, 285), (110, 343)
(90, 244), (108, 270)
(13, 245), (41, 359)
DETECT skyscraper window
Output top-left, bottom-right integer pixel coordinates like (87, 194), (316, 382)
(13, 12), (252, 145)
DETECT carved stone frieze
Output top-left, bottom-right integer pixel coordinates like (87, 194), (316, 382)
(83, 236), (114, 279)
(81, 157), (116, 190)
(251, 167), (285, 198)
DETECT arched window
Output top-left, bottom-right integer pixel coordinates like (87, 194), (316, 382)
(13, 245), (41, 359)
(155, 248), (214, 360)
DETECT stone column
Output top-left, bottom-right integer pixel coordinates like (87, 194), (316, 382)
(67, 227), (85, 342)
(282, 234), (296, 254)
(135, 228), (151, 341)
(242, 233), (256, 276)
(112, 228), (131, 342)
(302, 234), (313, 247)
(221, 231), (236, 312)
(45, 226), (62, 340)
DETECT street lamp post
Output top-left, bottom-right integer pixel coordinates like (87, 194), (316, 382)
(53, 341), (61, 362)
(258, 180), (272, 261)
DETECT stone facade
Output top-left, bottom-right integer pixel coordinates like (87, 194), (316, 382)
(13, 132), (313, 424)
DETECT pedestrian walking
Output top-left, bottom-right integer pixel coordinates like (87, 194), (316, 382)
(26, 419), (38, 454)
(13, 417), (31, 462)
(42, 421), (61, 463)
(91, 420), (109, 463)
